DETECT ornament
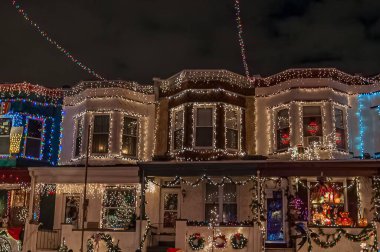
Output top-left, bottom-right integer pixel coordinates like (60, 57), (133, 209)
(213, 234), (227, 249)
(337, 212), (352, 227)
(280, 132), (290, 145)
(307, 121), (319, 135)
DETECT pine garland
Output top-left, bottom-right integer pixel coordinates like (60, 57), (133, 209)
(87, 233), (121, 252)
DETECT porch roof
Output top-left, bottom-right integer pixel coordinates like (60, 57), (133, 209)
(138, 159), (380, 177)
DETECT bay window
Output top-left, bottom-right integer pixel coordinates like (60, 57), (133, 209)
(24, 118), (43, 159)
(92, 115), (109, 154)
(276, 108), (290, 151)
(303, 106), (322, 146)
(173, 109), (184, 150)
(334, 108), (346, 150)
(122, 117), (138, 157)
(195, 107), (214, 147)
(0, 118), (12, 154)
(205, 183), (237, 223)
(102, 187), (136, 229)
(225, 109), (239, 150)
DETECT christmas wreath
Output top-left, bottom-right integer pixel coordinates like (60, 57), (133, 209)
(230, 233), (248, 249)
(213, 234), (227, 249)
(87, 233), (121, 252)
(188, 233), (205, 250)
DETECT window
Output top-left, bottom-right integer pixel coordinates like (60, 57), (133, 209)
(303, 106), (322, 146)
(267, 191), (285, 242)
(122, 117), (138, 157)
(92, 115), (109, 154)
(195, 108), (213, 147)
(64, 195), (80, 227)
(205, 183), (237, 223)
(74, 117), (83, 157)
(276, 109), (290, 151)
(0, 118), (12, 154)
(102, 187), (136, 229)
(24, 119), (43, 159)
(226, 110), (239, 149)
(173, 110), (184, 150)
(334, 108), (346, 150)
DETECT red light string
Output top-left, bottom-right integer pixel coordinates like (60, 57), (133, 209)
(11, 0), (105, 80)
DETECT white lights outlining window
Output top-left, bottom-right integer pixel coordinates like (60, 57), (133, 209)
(302, 105), (323, 147)
(224, 105), (241, 151)
(91, 114), (110, 154)
(73, 116), (84, 158)
(24, 117), (44, 160)
(193, 105), (215, 148)
(274, 107), (291, 152)
(333, 106), (348, 151)
(121, 116), (139, 157)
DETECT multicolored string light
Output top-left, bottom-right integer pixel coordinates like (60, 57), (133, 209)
(233, 0), (251, 81)
(11, 0), (104, 80)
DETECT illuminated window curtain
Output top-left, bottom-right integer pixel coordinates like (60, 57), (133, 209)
(122, 117), (138, 157)
(25, 119), (43, 159)
(173, 110), (184, 150)
(74, 117), (83, 157)
(303, 106), (322, 146)
(0, 118), (12, 154)
(205, 183), (237, 223)
(334, 108), (346, 150)
(226, 110), (239, 149)
(92, 115), (109, 154)
(195, 108), (213, 147)
(276, 109), (290, 151)
(102, 188), (136, 229)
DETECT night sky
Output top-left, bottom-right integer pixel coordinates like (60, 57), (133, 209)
(1, 0), (379, 87)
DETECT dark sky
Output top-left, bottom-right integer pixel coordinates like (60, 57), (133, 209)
(1, 0), (380, 87)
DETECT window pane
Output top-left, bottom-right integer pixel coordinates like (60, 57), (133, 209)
(164, 194), (178, 210)
(335, 109), (344, 129)
(303, 106), (321, 116)
(92, 134), (108, 153)
(25, 138), (41, 158)
(122, 136), (137, 156)
(174, 110), (184, 130)
(277, 109), (289, 129)
(196, 108), (212, 126)
(93, 115), (109, 133)
(163, 211), (177, 228)
(196, 127), (213, 146)
(223, 204), (237, 222)
(303, 117), (322, 137)
(226, 129), (238, 149)
(123, 117), (138, 136)
(75, 136), (82, 157)
(226, 110), (238, 129)
(206, 184), (219, 203)
(267, 191), (284, 241)
(335, 128), (346, 150)
(205, 203), (219, 222)
(223, 184), (236, 203)
(277, 128), (290, 150)
(173, 129), (183, 150)
(0, 119), (12, 135)
(74, 118), (83, 157)
(27, 119), (42, 138)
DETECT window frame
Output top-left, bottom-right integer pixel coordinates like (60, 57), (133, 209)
(121, 116), (139, 158)
(90, 114), (111, 155)
(333, 107), (347, 151)
(171, 108), (185, 151)
(0, 117), (12, 155)
(193, 105), (216, 149)
(101, 186), (137, 229)
(274, 107), (291, 152)
(204, 183), (238, 223)
(23, 117), (45, 160)
(225, 107), (241, 151)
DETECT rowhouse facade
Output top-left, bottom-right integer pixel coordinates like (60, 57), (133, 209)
(5, 68), (380, 252)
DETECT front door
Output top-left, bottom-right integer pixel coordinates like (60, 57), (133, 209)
(160, 189), (180, 233)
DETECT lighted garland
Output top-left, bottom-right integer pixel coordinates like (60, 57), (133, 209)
(230, 233), (248, 249)
(372, 176), (380, 221)
(86, 233), (121, 252)
(213, 234), (227, 249)
(188, 233), (206, 250)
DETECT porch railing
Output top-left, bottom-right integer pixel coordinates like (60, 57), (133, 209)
(36, 229), (61, 250)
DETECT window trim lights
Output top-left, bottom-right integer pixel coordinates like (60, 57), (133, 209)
(273, 106), (291, 152)
(90, 113), (111, 155)
(170, 106), (185, 152)
(23, 116), (45, 160)
(121, 115), (139, 158)
(193, 104), (216, 149)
